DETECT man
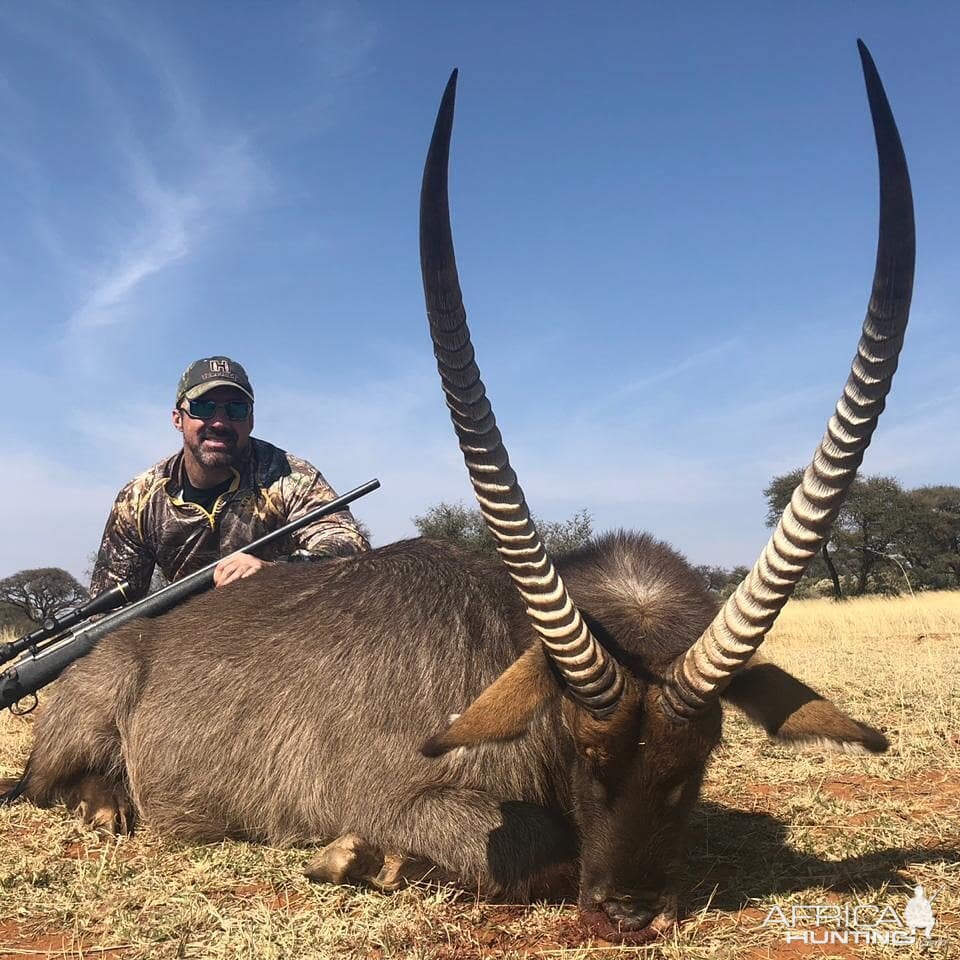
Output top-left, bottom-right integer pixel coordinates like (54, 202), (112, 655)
(90, 356), (369, 600)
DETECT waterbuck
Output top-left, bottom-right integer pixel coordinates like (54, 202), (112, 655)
(4, 42), (912, 943)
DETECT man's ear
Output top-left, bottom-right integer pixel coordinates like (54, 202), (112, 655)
(722, 656), (888, 754)
(421, 643), (558, 757)
(172, 408), (184, 434)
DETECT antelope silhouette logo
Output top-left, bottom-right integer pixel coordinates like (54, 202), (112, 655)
(904, 885), (936, 939)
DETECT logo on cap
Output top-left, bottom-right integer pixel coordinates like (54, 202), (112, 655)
(176, 356), (254, 404)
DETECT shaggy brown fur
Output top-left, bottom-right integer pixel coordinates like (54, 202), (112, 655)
(6, 533), (886, 944)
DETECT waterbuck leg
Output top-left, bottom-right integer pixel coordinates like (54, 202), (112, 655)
(16, 661), (134, 822)
(303, 834), (438, 890)
(382, 788), (577, 898)
(303, 833), (385, 884)
(372, 851), (440, 891)
(0, 778), (20, 798)
(64, 774), (135, 836)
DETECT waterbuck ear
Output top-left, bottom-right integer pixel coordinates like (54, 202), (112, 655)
(721, 657), (888, 754)
(421, 643), (557, 757)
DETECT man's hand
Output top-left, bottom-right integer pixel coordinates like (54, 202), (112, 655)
(213, 553), (270, 587)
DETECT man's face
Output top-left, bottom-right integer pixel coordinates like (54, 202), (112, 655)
(172, 386), (254, 471)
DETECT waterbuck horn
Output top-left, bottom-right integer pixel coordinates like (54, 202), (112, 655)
(660, 40), (915, 721)
(420, 70), (625, 717)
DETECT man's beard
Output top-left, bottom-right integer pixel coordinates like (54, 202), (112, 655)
(185, 428), (243, 469)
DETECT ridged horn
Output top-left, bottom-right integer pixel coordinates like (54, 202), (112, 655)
(420, 71), (625, 717)
(661, 41), (915, 721)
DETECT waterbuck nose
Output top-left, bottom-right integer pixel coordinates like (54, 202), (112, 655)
(599, 896), (657, 931)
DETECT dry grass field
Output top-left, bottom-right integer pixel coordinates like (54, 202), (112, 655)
(0, 590), (958, 959)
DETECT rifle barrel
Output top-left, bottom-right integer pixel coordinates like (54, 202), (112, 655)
(0, 478), (379, 710)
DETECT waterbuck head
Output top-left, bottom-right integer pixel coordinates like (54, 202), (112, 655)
(419, 41), (913, 942)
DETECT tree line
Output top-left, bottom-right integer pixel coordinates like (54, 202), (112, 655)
(2, 473), (956, 625)
(416, 473), (959, 601)
(762, 471), (959, 599)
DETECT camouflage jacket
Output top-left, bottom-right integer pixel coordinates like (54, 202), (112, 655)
(90, 438), (370, 601)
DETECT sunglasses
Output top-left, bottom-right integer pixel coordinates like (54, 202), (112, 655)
(181, 398), (252, 421)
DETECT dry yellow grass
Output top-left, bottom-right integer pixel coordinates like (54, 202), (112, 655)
(764, 591), (960, 779)
(768, 589), (960, 645)
(0, 592), (958, 959)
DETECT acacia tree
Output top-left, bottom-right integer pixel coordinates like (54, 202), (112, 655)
(835, 476), (911, 594)
(0, 568), (89, 624)
(898, 486), (960, 589)
(413, 502), (495, 554)
(695, 564), (750, 600)
(413, 502), (593, 557)
(537, 509), (593, 556)
(764, 471), (957, 596)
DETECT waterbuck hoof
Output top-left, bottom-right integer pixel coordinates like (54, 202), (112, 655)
(372, 852), (411, 891)
(72, 777), (135, 836)
(371, 852), (438, 891)
(303, 833), (384, 884)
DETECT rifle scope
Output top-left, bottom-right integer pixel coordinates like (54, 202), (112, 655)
(0, 581), (132, 667)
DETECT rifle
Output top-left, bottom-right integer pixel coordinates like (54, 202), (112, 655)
(0, 478), (380, 713)
(1, 580), (132, 667)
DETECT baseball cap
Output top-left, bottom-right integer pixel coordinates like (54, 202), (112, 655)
(176, 356), (254, 405)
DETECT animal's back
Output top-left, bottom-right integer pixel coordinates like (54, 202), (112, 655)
(27, 533), (715, 848)
(39, 539), (537, 844)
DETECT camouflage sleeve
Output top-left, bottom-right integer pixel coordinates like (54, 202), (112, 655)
(89, 480), (157, 601)
(279, 459), (371, 559)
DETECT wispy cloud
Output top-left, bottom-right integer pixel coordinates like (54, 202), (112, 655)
(573, 337), (739, 425)
(612, 338), (741, 398)
(69, 135), (263, 330)
(2, 6), (269, 335)
(909, 383), (960, 414)
(69, 209), (189, 330)
(69, 400), (178, 469)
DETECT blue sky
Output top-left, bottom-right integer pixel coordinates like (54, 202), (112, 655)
(0, 2), (957, 582)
